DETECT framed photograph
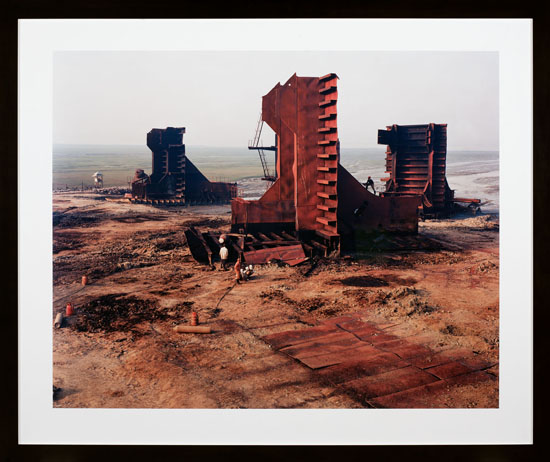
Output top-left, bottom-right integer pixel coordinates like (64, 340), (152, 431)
(18, 18), (532, 445)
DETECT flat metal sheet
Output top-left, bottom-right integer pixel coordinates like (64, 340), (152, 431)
(316, 354), (408, 385)
(243, 244), (305, 265)
(298, 344), (382, 370)
(279, 333), (362, 359)
(408, 348), (473, 369)
(341, 365), (439, 400)
(262, 324), (339, 350)
(369, 371), (496, 409)
(425, 361), (473, 380)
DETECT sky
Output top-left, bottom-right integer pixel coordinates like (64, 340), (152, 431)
(53, 51), (499, 150)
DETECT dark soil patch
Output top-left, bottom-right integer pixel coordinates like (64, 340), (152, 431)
(53, 211), (102, 228)
(378, 274), (418, 286)
(53, 237), (84, 254)
(71, 294), (172, 335)
(155, 237), (187, 251)
(441, 324), (463, 336)
(338, 276), (389, 287)
(111, 214), (169, 224)
(259, 289), (294, 305)
(149, 289), (170, 296)
(297, 256), (358, 277)
(183, 218), (229, 228)
(296, 297), (326, 312)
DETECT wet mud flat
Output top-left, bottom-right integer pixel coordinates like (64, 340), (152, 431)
(52, 191), (499, 408)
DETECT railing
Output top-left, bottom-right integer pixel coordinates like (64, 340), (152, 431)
(248, 113), (275, 182)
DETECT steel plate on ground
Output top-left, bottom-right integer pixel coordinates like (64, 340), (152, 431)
(262, 324), (339, 350)
(317, 353), (409, 385)
(341, 365), (440, 400)
(368, 371), (496, 408)
(243, 244), (306, 265)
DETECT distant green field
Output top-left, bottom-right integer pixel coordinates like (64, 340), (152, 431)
(52, 145), (499, 214)
(53, 144), (268, 188)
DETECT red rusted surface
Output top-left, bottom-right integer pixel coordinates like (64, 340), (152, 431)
(262, 317), (498, 407)
(261, 324), (338, 350)
(425, 361), (474, 380)
(368, 371), (496, 409)
(298, 345), (382, 370)
(243, 243), (306, 266)
(279, 334), (362, 359)
(184, 227), (310, 266)
(341, 365), (440, 399)
(378, 123), (481, 217)
(408, 348), (477, 369)
(232, 74), (421, 253)
(317, 355), (409, 385)
(131, 127), (237, 204)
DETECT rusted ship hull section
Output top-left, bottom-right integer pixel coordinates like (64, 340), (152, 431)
(184, 227), (309, 266)
(131, 127), (237, 205)
(231, 74), (420, 253)
(378, 124), (480, 217)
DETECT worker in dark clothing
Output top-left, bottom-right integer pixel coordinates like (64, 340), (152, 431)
(363, 176), (376, 194)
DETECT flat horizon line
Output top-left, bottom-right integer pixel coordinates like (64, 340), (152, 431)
(53, 143), (499, 152)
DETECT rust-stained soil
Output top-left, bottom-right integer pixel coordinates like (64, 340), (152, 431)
(52, 192), (499, 408)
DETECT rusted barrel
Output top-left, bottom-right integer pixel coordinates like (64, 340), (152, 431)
(191, 311), (199, 326)
(82, 275), (88, 285)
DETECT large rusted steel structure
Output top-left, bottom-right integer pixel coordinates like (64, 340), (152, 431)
(231, 73), (421, 253)
(131, 127), (237, 205)
(378, 124), (480, 217)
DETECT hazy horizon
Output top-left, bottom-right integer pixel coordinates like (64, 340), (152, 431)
(53, 142), (499, 152)
(54, 51), (499, 151)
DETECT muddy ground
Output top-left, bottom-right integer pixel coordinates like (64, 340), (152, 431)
(52, 191), (499, 408)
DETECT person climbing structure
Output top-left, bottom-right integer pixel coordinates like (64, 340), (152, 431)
(363, 176), (376, 194)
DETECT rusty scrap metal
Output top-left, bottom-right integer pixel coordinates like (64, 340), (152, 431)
(243, 244), (307, 266)
(231, 73), (420, 254)
(378, 124), (480, 217)
(131, 127), (237, 205)
(184, 227), (316, 266)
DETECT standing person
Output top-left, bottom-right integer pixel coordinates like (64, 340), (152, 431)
(364, 176), (376, 194)
(219, 245), (229, 270)
(234, 259), (242, 283)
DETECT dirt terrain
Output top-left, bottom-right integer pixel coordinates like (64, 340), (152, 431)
(52, 191), (499, 408)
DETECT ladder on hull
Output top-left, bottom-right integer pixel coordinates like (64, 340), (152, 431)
(248, 113), (277, 182)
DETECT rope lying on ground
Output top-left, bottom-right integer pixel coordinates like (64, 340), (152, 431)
(214, 281), (238, 311)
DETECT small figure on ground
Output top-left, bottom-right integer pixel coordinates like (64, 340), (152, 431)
(363, 176), (376, 194)
(241, 264), (254, 281)
(219, 244), (229, 270)
(234, 259), (242, 283)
